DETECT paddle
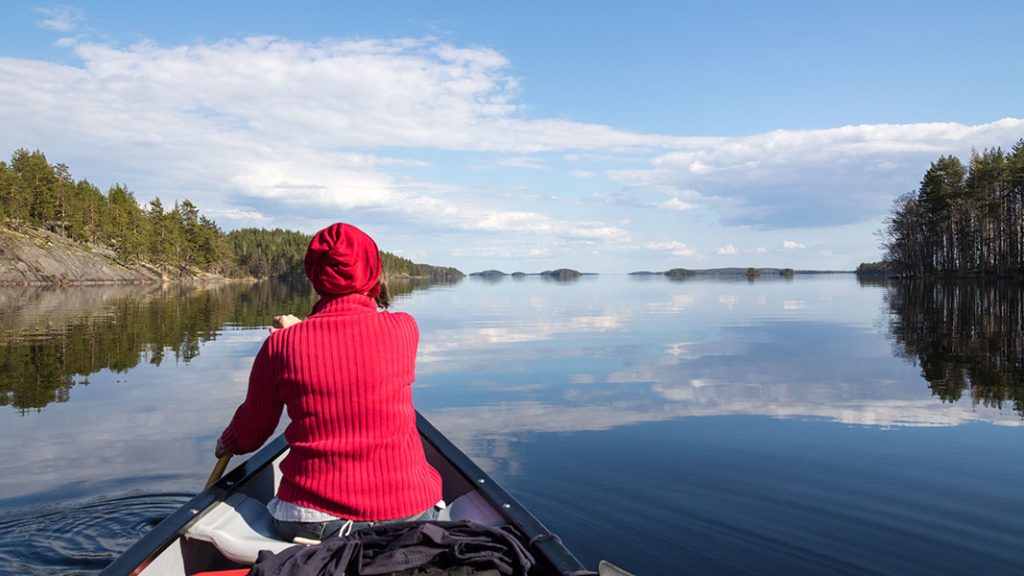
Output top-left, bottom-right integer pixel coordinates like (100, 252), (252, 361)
(206, 454), (232, 489)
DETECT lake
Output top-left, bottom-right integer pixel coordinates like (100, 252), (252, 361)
(0, 274), (1022, 575)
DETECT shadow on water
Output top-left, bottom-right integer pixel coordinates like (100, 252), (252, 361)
(883, 280), (1024, 417)
(0, 277), (454, 413)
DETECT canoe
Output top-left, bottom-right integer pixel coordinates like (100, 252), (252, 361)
(101, 412), (596, 576)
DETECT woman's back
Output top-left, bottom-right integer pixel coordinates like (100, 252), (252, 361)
(219, 222), (442, 526)
(272, 294), (439, 520)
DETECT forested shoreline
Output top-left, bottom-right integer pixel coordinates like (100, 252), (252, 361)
(876, 139), (1024, 278)
(0, 149), (462, 282)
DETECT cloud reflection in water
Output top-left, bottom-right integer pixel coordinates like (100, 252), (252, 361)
(412, 276), (1022, 469)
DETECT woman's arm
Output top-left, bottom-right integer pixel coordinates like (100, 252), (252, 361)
(218, 337), (285, 455)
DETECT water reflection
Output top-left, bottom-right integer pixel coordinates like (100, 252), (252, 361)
(884, 281), (1024, 417)
(2, 274), (1023, 575)
(411, 275), (1022, 467)
(0, 278), (449, 412)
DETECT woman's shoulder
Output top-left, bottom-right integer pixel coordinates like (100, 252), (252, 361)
(379, 308), (417, 324)
(377, 309), (418, 334)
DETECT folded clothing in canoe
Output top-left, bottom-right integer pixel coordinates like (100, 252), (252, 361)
(248, 520), (534, 576)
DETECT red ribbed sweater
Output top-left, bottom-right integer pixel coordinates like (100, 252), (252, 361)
(220, 294), (442, 521)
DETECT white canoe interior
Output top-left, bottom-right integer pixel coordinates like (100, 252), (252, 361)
(138, 438), (505, 575)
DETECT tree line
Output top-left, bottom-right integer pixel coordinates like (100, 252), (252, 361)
(880, 139), (1024, 277)
(0, 148), (234, 273)
(0, 149), (462, 280)
(228, 228), (463, 280)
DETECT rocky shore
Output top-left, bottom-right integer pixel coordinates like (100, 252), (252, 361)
(0, 227), (229, 286)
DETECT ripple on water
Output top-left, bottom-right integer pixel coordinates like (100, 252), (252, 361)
(0, 492), (191, 576)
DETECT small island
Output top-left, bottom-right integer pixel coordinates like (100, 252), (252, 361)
(469, 268), (593, 281)
(540, 268), (583, 281)
(665, 268), (697, 279)
(469, 270), (509, 279)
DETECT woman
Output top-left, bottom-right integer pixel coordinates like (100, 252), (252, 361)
(216, 223), (442, 542)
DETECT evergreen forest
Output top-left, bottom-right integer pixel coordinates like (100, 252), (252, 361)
(880, 139), (1024, 277)
(0, 149), (462, 280)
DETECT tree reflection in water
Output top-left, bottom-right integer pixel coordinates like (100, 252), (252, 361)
(0, 277), (444, 412)
(884, 280), (1024, 417)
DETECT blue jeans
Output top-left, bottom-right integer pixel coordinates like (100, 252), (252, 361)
(273, 505), (440, 542)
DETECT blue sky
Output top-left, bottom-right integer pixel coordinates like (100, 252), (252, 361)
(2, 1), (1022, 273)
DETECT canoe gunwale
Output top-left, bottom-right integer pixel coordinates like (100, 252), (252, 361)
(415, 413), (588, 575)
(100, 435), (289, 575)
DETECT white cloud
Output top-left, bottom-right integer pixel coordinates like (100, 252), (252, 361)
(0, 36), (642, 249)
(3, 32), (1023, 270)
(647, 241), (698, 257)
(659, 197), (696, 211)
(206, 208), (271, 223)
(35, 6), (82, 32)
(410, 200), (629, 241)
(782, 240), (806, 249)
(494, 156), (546, 169)
(718, 244), (737, 255)
(754, 247), (768, 254)
(610, 118), (1024, 229)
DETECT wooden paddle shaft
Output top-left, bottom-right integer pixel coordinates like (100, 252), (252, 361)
(205, 454), (232, 489)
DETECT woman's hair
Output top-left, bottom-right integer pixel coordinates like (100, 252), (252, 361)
(374, 272), (391, 309)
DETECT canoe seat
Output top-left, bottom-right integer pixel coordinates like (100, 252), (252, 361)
(185, 493), (297, 564)
(186, 491), (503, 566)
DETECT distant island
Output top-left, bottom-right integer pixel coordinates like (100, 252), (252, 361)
(469, 268), (594, 281)
(0, 148), (463, 285)
(630, 267), (843, 279)
(471, 268), (848, 280)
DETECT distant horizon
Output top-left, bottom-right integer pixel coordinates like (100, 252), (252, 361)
(464, 267), (858, 275)
(2, 1), (1022, 273)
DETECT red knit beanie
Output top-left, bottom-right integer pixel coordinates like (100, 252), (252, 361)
(304, 223), (382, 298)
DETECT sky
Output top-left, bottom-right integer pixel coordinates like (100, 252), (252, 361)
(1, 1), (1022, 274)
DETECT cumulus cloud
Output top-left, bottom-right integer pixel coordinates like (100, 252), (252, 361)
(647, 241), (698, 257)
(206, 208), (272, 223)
(610, 118), (1024, 229)
(782, 240), (806, 250)
(718, 244), (737, 255)
(659, 197), (696, 211)
(405, 197), (629, 241)
(3, 31), (1023, 265)
(0, 35), (640, 246)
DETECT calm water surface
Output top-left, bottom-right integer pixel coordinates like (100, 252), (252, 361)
(0, 275), (1021, 575)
